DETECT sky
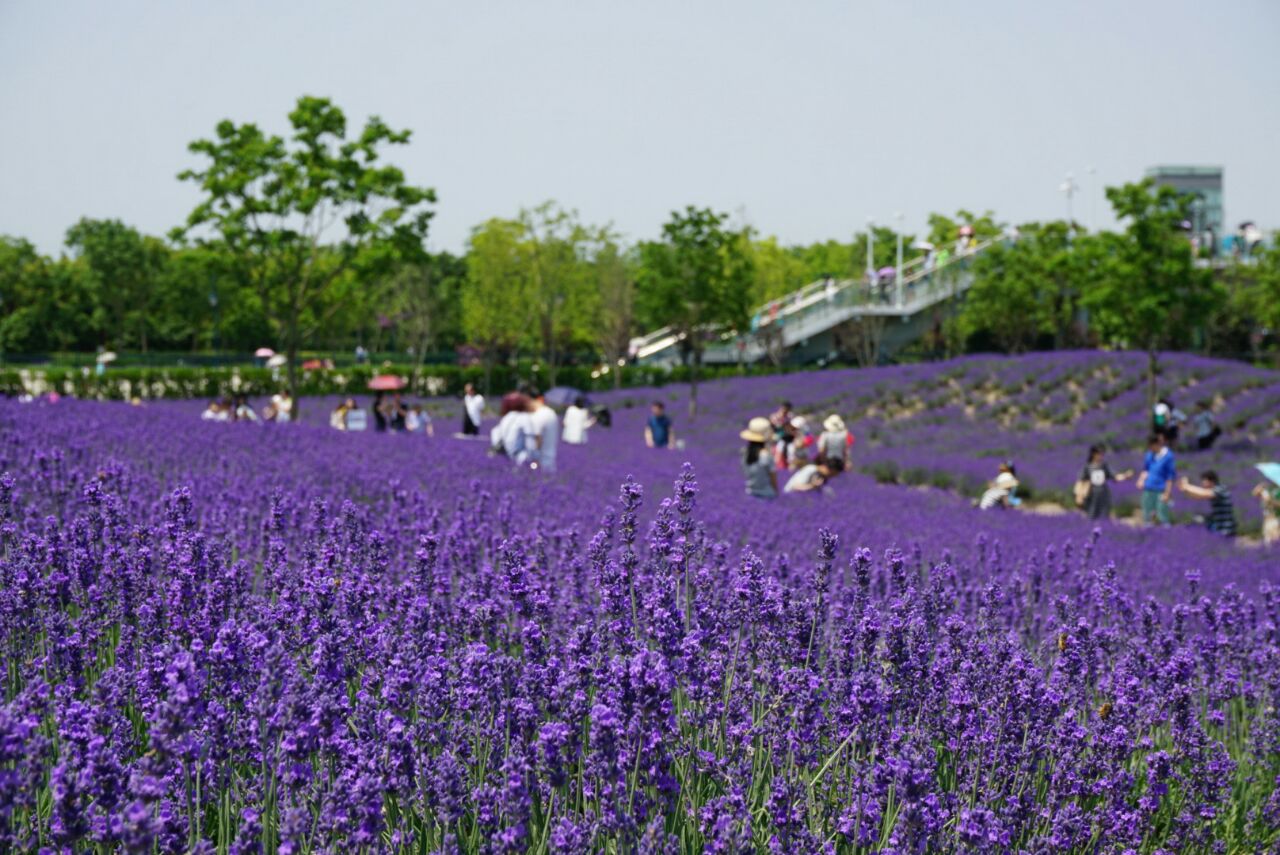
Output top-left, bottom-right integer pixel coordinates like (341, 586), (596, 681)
(1, 0), (1276, 256)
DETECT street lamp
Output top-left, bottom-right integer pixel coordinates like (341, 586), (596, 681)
(894, 212), (905, 308)
(1059, 172), (1079, 234)
(865, 217), (875, 276)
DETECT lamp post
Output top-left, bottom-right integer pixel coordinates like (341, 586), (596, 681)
(1059, 172), (1079, 235)
(865, 217), (874, 276)
(894, 212), (905, 308)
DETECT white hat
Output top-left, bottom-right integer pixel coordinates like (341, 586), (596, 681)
(823, 414), (846, 433)
(1154, 403), (1170, 417)
(790, 415), (808, 430)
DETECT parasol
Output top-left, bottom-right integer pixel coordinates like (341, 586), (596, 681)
(368, 374), (407, 391)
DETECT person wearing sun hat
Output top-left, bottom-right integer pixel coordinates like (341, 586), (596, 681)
(817, 414), (852, 473)
(740, 417), (778, 499)
(1253, 462), (1280, 546)
(978, 461), (1019, 510)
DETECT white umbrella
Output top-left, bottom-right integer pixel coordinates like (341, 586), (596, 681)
(254, 347), (276, 358)
(96, 351), (118, 364)
(911, 240), (935, 251)
(265, 354), (288, 368)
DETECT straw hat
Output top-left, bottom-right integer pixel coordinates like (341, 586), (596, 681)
(823, 414), (846, 433)
(740, 417), (771, 442)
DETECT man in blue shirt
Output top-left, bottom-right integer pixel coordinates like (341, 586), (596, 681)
(645, 401), (674, 449)
(1138, 433), (1176, 525)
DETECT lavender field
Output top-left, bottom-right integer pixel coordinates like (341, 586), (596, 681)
(3, 352), (1279, 853)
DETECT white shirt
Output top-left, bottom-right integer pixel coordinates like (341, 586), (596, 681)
(562, 405), (590, 445)
(784, 464), (821, 493)
(530, 404), (560, 471)
(464, 393), (485, 426)
(345, 409), (368, 432)
(494, 411), (532, 461)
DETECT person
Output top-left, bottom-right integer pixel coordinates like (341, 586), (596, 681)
(462, 383), (485, 436)
(201, 400), (228, 422)
(406, 404), (434, 436)
(271, 390), (293, 424)
(786, 416), (816, 467)
(1177, 471), (1237, 537)
(233, 394), (260, 423)
(527, 389), (560, 472)
(1138, 433), (1176, 526)
(1076, 444), (1133, 520)
(345, 399), (368, 432)
(354, 344), (369, 365)
(1152, 398), (1185, 445)
(1192, 402), (1221, 451)
(816, 415), (852, 473)
(330, 399), (350, 431)
(372, 391), (388, 432)
(979, 462), (1019, 510)
(1255, 484), (1280, 546)
(387, 393), (408, 432)
(491, 393), (533, 463)
(645, 401), (674, 449)
(769, 401), (796, 467)
(562, 395), (595, 445)
(784, 460), (833, 493)
(740, 417), (777, 499)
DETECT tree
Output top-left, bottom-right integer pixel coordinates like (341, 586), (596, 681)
(926, 209), (1002, 248)
(519, 202), (598, 387)
(748, 235), (809, 305)
(173, 95), (435, 413)
(1084, 180), (1220, 402)
(594, 240), (637, 390)
(64, 218), (168, 351)
(381, 250), (466, 386)
(463, 218), (528, 393)
(953, 221), (1101, 353)
(637, 206), (753, 417)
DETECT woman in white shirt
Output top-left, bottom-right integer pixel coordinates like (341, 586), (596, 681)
(562, 396), (595, 445)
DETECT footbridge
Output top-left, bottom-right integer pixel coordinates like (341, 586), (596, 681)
(630, 237), (1000, 367)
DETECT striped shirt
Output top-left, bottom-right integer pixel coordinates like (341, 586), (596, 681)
(1207, 486), (1237, 537)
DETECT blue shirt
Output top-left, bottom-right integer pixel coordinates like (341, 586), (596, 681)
(647, 413), (671, 448)
(1142, 449), (1176, 492)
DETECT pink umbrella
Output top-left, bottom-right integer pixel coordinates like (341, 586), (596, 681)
(368, 374), (406, 391)
(254, 347), (275, 358)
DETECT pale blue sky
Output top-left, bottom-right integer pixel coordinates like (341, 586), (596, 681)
(1, 1), (1276, 255)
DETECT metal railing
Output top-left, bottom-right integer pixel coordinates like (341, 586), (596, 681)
(630, 238), (1000, 364)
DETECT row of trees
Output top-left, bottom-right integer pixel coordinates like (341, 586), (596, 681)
(2, 95), (1277, 410)
(952, 181), (1280, 397)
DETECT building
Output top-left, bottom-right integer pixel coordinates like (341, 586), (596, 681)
(1144, 165), (1223, 236)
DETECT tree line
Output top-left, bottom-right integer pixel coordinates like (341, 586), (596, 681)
(2, 96), (1277, 402)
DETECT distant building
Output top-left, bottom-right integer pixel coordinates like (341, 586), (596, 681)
(1144, 165), (1223, 235)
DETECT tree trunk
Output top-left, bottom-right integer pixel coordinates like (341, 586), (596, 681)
(482, 351), (493, 397)
(1146, 347), (1159, 407)
(688, 346), (701, 420)
(286, 341), (300, 420)
(613, 359), (622, 390)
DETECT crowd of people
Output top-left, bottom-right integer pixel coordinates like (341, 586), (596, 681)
(194, 383), (1279, 546)
(200, 391), (293, 423)
(737, 401), (855, 500)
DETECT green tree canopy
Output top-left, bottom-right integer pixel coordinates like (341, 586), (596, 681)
(637, 206), (753, 415)
(174, 95), (436, 408)
(1084, 179), (1220, 398)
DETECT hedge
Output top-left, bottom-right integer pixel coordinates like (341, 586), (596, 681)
(0, 361), (798, 401)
